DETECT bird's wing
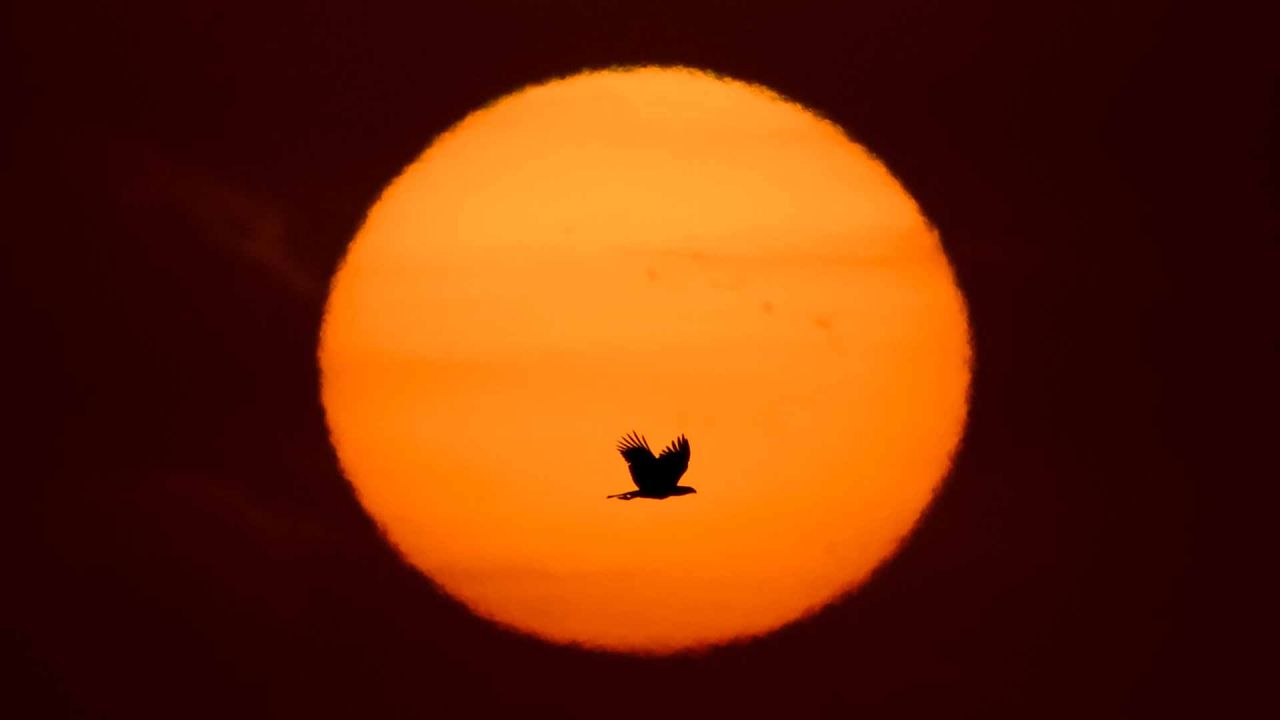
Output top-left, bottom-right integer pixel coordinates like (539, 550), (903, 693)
(656, 434), (691, 485)
(616, 432), (656, 489)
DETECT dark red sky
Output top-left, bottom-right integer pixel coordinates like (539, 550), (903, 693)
(9, 2), (1274, 717)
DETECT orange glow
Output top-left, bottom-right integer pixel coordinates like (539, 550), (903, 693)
(319, 67), (970, 653)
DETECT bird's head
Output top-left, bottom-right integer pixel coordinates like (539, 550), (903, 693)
(672, 486), (697, 496)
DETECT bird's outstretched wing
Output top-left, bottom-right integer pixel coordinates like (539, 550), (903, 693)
(656, 434), (691, 487)
(616, 431), (656, 489)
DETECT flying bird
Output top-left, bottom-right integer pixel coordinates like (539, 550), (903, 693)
(607, 432), (696, 500)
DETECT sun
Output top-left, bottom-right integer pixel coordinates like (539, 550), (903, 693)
(319, 66), (970, 653)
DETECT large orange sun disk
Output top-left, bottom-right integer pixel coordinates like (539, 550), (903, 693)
(319, 67), (970, 653)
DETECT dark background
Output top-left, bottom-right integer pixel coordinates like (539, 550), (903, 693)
(8, 1), (1274, 717)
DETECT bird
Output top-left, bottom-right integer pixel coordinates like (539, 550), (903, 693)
(607, 431), (696, 500)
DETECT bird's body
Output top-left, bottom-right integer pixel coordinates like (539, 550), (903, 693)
(607, 431), (695, 500)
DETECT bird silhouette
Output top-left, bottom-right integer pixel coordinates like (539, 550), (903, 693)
(607, 431), (696, 500)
